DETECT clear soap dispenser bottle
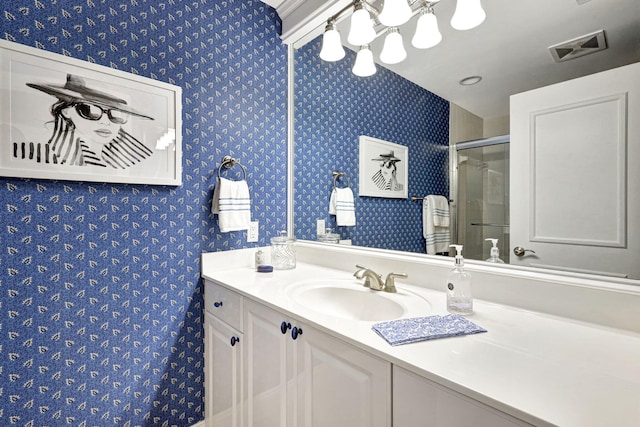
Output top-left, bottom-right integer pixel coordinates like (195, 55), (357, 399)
(485, 238), (505, 263)
(447, 244), (473, 315)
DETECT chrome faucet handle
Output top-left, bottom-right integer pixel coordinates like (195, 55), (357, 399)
(384, 272), (407, 293)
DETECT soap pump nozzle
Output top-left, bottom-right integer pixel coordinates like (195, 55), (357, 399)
(485, 238), (505, 263)
(450, 244), (464, 267)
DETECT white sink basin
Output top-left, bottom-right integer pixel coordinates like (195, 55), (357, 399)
(289, 279), (431, 322)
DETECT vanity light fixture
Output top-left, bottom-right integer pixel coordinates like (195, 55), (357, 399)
(320, 23), (346, 61)
(450, 0), (486, 30)
(379, 0), (413, 27)
(380, 28), (408, 64)
(412, 6), (442, 49)
(352, 45), (377, 77)
(319, 0), (486, 76)
(348, 1), (376, 46)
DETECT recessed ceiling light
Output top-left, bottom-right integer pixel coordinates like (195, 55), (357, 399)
(459, 76), (482, 86)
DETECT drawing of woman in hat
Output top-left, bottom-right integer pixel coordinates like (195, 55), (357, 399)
(12, 74), (154, 168)
(371, 150), (404, 191)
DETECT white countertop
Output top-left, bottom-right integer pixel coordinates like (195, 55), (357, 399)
(201, 252), (640, 427)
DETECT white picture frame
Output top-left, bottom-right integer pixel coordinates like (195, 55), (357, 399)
(0, 40), (182, 186)
(358, 135), (408, 199)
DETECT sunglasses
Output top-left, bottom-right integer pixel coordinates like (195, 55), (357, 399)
(74, 102), (129, 124)
(381, 160), (397, 169)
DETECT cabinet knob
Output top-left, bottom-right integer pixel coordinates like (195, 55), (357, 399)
(291, 326), (303, 340)
(280, 321), (291, 334)
(214, 301), (223, 308)
(230, 336), (240, 346)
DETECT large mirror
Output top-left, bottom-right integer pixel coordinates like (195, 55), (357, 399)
(291, 0), (640, 281)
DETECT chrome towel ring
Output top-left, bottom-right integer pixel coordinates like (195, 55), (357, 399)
(332, 170), (351, 190)
(218, 155), (247, 181)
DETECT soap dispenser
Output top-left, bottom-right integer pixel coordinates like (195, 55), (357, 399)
(485, 238), (505, 263)
(446, 245), (473, 315)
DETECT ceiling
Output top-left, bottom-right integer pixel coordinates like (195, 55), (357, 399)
(337, 0), (640, 119)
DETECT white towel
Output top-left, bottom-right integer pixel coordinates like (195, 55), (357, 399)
(429, 195), (450, 227)
(211, 177), (251, 232)
(329, 187), (356, 226)
(423, 195), (450, 254)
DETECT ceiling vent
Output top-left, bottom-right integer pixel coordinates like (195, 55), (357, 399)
(549, 30), (607, 63)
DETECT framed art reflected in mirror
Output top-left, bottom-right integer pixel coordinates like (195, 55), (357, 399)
(359, 135), (408, 199)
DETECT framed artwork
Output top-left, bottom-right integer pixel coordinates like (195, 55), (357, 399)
(358, 135), (408, 199)
(0, 40), (182, 186)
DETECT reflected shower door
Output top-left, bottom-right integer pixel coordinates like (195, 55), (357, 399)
(455, 136), (510, 263)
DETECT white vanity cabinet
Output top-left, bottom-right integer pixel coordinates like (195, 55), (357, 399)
(244, 299), (391, 427)
(204, 282), (244, 427)
(393, 367), (534, 427)
(205, 281), (391, 427)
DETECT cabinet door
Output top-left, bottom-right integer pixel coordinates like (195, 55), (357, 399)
(393, 366), (533, 427)
(295, 324), (391, 427)
(204, 312), (242, 427)
(243, 300), (294, 427)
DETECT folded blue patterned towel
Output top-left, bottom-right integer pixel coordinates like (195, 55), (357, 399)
(372, 314), (487, 346)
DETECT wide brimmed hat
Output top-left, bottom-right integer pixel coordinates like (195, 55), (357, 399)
(27, 74), (153, 120)
(371, 150), (401, 162)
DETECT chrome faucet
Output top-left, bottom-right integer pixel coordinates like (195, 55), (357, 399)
(353, 265), (407, 293)
(354, 265), (385, 291)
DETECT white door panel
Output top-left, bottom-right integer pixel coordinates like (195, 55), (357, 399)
(510, 62), (640, 279)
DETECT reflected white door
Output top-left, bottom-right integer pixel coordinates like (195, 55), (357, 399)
(510, 62), (640, 279)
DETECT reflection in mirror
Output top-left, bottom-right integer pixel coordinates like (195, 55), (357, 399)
(292, 0), (640, 281)
(452, 136), (509, 264)
(294, 36), (449, 253)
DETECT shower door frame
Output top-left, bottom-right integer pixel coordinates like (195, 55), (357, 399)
(449, 134), (510, 256)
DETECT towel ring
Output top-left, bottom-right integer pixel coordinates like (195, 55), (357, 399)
(218, 155), (247, 180)
(332, 170), (351, 190)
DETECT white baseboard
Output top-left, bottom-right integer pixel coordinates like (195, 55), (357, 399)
(191, 421), (205, 427)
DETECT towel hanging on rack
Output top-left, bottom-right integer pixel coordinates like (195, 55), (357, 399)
(329, 187), (356, 226)
(212, 156), (251, 232)
(423, 195), (450, 254)
(329, 171), (355, 226)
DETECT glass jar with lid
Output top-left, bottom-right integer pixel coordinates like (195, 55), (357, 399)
(271, 230), (296, 270)
(317, 228), (340, 244)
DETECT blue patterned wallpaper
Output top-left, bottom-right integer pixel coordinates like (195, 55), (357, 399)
(1, 1), (287, 426)
(294, 37), (449, 253)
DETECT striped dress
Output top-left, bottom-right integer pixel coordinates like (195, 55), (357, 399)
(12, 127), (152, 168)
